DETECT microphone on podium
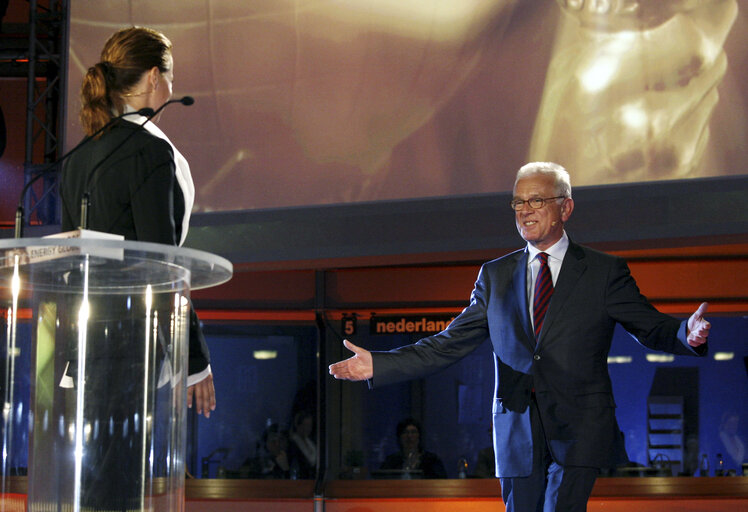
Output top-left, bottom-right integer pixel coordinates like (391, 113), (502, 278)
(145, 96), (194, 121)
(14, 107), (155, 238)
(79, 96), (195, 230)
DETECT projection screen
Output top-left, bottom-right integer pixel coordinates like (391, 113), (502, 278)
(65, 0), (748, 214)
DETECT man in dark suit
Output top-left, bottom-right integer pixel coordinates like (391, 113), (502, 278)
(329, 162), (710, 512)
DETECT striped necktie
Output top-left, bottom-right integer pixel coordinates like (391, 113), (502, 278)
(533, 252), (553, 339)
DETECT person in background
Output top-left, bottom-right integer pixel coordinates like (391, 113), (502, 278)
(473, 424), (496, 478)
(287, 410), (317, 479)
(244, 423), (291, 479)
(380, 417), (447, 479)
(718, 410), (745, 473)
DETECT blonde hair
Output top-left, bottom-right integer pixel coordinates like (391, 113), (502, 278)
(79, 27), (172, 136)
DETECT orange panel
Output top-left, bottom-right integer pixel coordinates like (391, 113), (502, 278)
(587, 498), (748, 511)
(0, 495), (737, 512)
(324, 497), (503, 512)
(191, 242), (747, 315)
(628, 260), (747, 301)
(197, 310), (316, 322)
(326, 266), (480, 305)
(0, 494), (26, 512)
(187, 500), (311, 512)
(192, 269), (316, 305)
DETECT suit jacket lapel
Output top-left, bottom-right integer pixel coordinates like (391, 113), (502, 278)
(537, 241), (587, 344)
(511, 249), (535, 349)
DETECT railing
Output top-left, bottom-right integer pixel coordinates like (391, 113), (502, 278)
(4, 477), (747, 511)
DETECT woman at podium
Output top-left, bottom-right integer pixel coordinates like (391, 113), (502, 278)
(58, 26), (215, 509)
(60, 25), (215, 417)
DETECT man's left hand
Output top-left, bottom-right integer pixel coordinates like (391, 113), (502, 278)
(687, 302), (710, 347)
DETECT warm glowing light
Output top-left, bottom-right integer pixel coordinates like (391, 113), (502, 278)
(253, 350), (278, 360)
(74, 256), (91, 509)
(145, 284), (153, 310)
(619, 103), (647, 129)
(646, 354), (674, 363)
(713, 352), (734, 361)
(328, 0), (505, 40)
(78, 300), (90, 323)
(607, 355), (632, 364)
(141, 283), (154, 506)
(578, 33), (636, 93)
(580, 56), (618, 93)
(10, 256), (21, 297)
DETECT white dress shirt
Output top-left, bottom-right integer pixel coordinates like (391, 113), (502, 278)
(526, 231), (569, 330)
(123, 104), (195, 246)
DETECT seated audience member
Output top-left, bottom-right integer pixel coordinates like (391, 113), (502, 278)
(719, 411), (745, 473)
(473, 424), (496, 478)
(287, 410), (317, 479)
(473, 445), (496, 478)
(380, 418), (447, 479)
(244, 423), (291, 479)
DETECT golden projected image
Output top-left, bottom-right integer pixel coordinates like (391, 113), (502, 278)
(66, 0), (747, 213)
(531, 0), (742, 184)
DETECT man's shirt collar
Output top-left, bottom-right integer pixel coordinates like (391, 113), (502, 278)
(526, 231), (569, 263)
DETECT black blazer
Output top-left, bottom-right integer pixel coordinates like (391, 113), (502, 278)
(61, 121), (209, 375)
(61, 121), (183, 244)
(371, 241), (705, 477)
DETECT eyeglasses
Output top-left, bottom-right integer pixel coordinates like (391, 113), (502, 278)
(510, 196), (566, 211)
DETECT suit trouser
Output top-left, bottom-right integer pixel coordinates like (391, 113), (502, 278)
(500, 395), (598, 512)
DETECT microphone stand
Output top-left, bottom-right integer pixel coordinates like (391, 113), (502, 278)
(14, 107), (155, 238)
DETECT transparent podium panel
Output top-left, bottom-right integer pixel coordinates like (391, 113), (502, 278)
(0, 238), (232, 512)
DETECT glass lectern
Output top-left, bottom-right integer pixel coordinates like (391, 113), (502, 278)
(0, 237), (232, 512)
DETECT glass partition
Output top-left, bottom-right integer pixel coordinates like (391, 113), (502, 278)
(327, 315), (747, 480)
(5, 312), (744, 496)
(188, 323), (319, 480)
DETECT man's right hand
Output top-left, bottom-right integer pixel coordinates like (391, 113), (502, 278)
(328, 340), (373, 381)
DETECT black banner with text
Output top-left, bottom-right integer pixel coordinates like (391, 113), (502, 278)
(369, 315), (455, 336)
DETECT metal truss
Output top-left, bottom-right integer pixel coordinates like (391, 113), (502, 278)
(2, 0), (69, 230)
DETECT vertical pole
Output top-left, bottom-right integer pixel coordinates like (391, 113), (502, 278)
(313, 270), (326, 511)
